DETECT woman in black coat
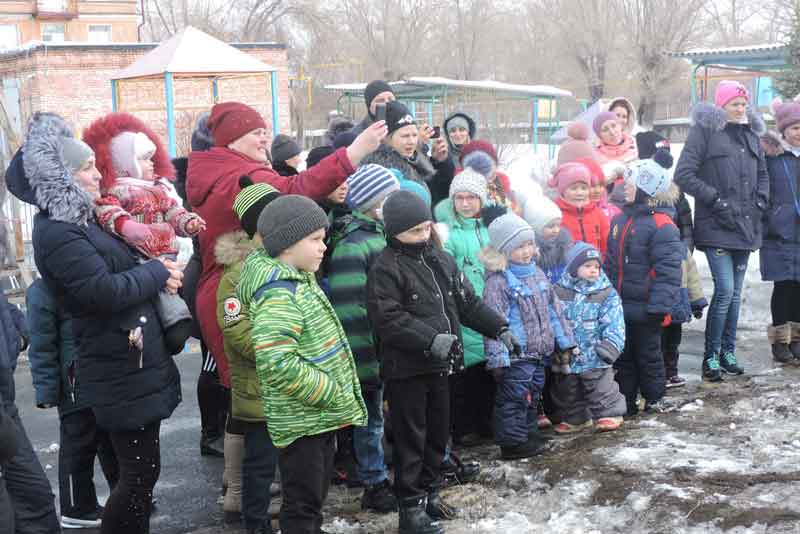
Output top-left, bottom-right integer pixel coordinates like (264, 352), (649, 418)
(15, 112), (183, 534)
(674, 81), (769, 382)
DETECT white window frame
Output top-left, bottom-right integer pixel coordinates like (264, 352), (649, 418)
(0, 24), (20, 50)
(42, 23), (66, 43)
(88, 24), (112, 43)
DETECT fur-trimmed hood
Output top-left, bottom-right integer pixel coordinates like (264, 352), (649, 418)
(760, 129), (795, 157)
(479, 246), (509, 272)
(82, 112), (174, 191)
(21, 112), (94, 226)
(360, 143), (435, 185)
(323, 116), (355, 146)
(647, 182), (681, 208)
(214, 229), (261, 267)
(690, 102), (766, 137)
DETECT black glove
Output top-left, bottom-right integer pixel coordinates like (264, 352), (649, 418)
(430, 334), (458, 362)
(498, 328), (522, 356)
(490, 367), (506, 383)
(595, 340), (620, 364)
(712, 198), (737, 231)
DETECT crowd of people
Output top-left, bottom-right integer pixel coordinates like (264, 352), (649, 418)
(0, 76), (797, 534)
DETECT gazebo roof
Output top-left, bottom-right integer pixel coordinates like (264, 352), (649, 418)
(325, 76), (572, 99)
(112, 26), (276, 80)
(670, 43), (790, 70)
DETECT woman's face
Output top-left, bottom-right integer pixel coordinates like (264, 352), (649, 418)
(724, 97), (748, 123)
(599, 119), (623, 146)
(612, 105), (629, 129)
(228, 127), (269, 163)
(388, 125), (419, 157)
(448, 126), (470, 147)
(785, 123), (800, 148)
(75, 156), (102, 200)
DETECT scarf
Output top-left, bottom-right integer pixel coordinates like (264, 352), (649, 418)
(508, 260), (537, 279)
(595, 133), (637, 163)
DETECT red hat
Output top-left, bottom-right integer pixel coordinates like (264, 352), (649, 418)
(459, 139), (498, 165)
(548, 161), (592, 197)
(208, 102), (267, 148)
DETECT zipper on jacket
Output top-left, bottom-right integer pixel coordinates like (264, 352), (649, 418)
(421, 254), (452, 334)
(577, 208), (587, 241)
(68, 362), (76, 403)
(616, 218), (635, 293)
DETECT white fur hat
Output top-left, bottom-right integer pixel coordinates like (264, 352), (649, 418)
(109, 131), (156, 179)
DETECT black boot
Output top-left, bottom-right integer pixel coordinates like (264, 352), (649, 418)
(702, 353), (723, 382)
(361, 479), (398, 513)
(500, 424), (549, 460)
(200, 431), (224, 457)
(426, 491), (458, 520)
(441, 451), (480, 487)
(399, 497), (444, 534)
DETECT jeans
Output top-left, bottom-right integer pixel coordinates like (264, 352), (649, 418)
(242, 422), (277, 531)
(704, 248), (750, 356)
(493, 360), (544, 447)
(352, 386), (388, 487)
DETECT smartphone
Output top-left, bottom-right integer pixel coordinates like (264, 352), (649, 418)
(431, 126), (441, 139)
(375, 103), (386, 122)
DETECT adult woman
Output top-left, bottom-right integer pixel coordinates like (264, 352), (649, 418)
(608, 97), (641, 136)
(361, 101), (454, 206)
(443, 111), (476, 168)
(19, 112), (183, 534)
(592, 110), (638, 167)
(674, 81), (769, 381)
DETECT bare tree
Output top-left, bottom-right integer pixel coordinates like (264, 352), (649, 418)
(449, 0), (498, 79)
(703, 0), (764, 46)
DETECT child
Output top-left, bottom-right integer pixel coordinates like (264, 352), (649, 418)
(760, 98), (800, 364)
(480, 210), (575, 457)
(604, 155), (683, 415)
(523, 194), (573, 285)
(271, 134), (303, 176)
(238, 195), (367, 534)
(552, 242), (627, 433)
(82, 113), (206, 354)
(367, 190), (513, 534)
(548, 161), (609, 257)
(328, 164), (400, 513)
(216, 176), (281, 532)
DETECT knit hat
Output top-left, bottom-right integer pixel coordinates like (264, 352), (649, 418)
(565, 241), (601, 277)
(333, 130), (358, 149)
(556, 122), (596, 165)
(462, 150), (497, 180)
(386, 101), (416, 136)
(345, 164), (400, 212)
(364, 80), (394, 112)
(548, 162), (592, 197)
(306, 146), (335, 168)
(447, 115), (469, 132)
(593, 111), (618, 137)
(772, 97), (800, 133)
(257, 194), (329, 257)
(488, 212), (536, 257)
(233, 175), (280, 238)
(271, 134), (302, 164)
(382, 190), (432, 238)
(636, 131), (672, 162)
(715, 80), (749, 109)
(391, 168), (432, 207)
(191, 113), (214, 152)
(208, 102), (267, 147)
(61, 138), (94, 174)
(460, 139), (498, 165)
(109, 131), (156, 179)
(449, 168), (488, 205)
(624, 150), (673, 197)
(522, 195), (562, 234)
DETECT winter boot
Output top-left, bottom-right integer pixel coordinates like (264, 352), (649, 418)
(200, 431), (224, 457)
(595, 417), (623, 432)
(768, 324), (793, 363)
(223, 431), (245, 524)
(361, 479), (398, 513)
(719, 351), (744, 375)
(441, 451), (480, 487)
(790, 322), (800, 360)
(426, 491), (459, 520)
(398, 497), (444, 534)
(499, 437), (548, 460)
(702, 353), (723, 382)
(644, 398), (676, 414)
(553, 420), (593, 435)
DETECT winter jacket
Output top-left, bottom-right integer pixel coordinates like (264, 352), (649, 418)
(554, 271), (625, 374)
(674, 103), (769, 251)
(604, 198), (683, 323)
(555, 198), (609, 257)
(328, 211), (387, 390)
(760, 132), (800, 282)
(481, 251), (574, 370)
(367, 239), (507, 381)
(536, 227), (574, 285)
(26, 279), (86, 415)
(238, 249), (367, 448)
(442, 212), (490, 367)
(443, 112), (477, 168)
(186, 145), (355, 386)
(361, 143), (456, 207)
(215, 231), (263, 423)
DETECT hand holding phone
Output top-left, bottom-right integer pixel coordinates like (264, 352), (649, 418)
(375, 103), (386, 122)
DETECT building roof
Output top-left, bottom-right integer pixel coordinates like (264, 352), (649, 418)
(670, 43), (790, 69)
(325, 76), (572, 99)
(112, 26), (277, 80)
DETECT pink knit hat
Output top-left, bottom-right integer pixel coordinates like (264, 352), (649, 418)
(715, 80), (749, 109)
(772, 98), (800, 133)
(557, 122), (596, 166)
(592, 111), (618, 136)
(548, 162), (592, 197)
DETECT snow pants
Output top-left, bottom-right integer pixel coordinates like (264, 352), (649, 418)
(551, 367), (627, 425)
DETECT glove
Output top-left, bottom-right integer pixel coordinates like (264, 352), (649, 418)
(594, 340), (620, 364)
(429, 334), (458, 362)
(498, 328), (522, 356)
(712, 198), (737, 230)
(692, 308), (704, 320)
(490, 367), (506, 383)
(120, 220), (154, 245)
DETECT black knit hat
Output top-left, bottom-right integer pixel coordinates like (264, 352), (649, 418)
(233, 175), (280, 238)
(306, 145), (335, 168)
(385, 101), (416, 136)
(382, 190), (431, 238)
(364, 80), (394, 112)
(635, 131), (673, 166)
(271, 134), (302, 165)
(257, 194), (329, 257)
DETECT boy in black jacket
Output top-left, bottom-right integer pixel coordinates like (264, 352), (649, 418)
(367, 191), (518, 534)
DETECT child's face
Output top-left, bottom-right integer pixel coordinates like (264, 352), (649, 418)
(395, 220), (432, 244)
(577, 259), (601, 281)
(562, 182), (590, 208)
(541, 219), (561, 240)
(624, 180), (637, 204)
(590, 183), (605, 202)
(138, 155), (155, 181)
(453, 192), (481, 219)
(327, 182), (348, 205)
(785, 124), (800, 148)
(279, 228), (327, 273)
(509, 240), (536, 264)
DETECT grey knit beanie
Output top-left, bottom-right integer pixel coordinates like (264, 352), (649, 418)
(447, 116), (469, 132)
(61, 137), (94, 173)
(488, 212), (536, 257)
(382, 190), (431, 238)
(257, 195), (329, 257)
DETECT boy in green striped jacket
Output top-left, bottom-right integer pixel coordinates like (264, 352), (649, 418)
(238, 194), (367, 534)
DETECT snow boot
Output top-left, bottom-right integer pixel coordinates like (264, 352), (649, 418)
(595, 417), (623, 432)
(768, 324), (793, 363)
(398, 497), (444, 534)
(553, 420), (593, 435)
(200, 431), (224, 457)
(223, 431), (244, 524)
(361, 479), (398, 513)
(719, 351), (744, 375)
(500, 436), (548, 460)
(441, 451), (480, 487)
(790, 322), (800, 360)
(426, 491), (458, 520)
(702, 353), (723, 382)
(665, 375), (687, 389)
(644, 398), (676, 414)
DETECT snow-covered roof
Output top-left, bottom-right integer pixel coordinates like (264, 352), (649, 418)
(325, 77), (571, 98)
(672, 43), (788, 58)
(113, 26), (276, 80)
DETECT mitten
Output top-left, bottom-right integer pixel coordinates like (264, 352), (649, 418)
(120, 220), (154, 245)
(429, 334), (458, 362)
(498, 327), (522, 356)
